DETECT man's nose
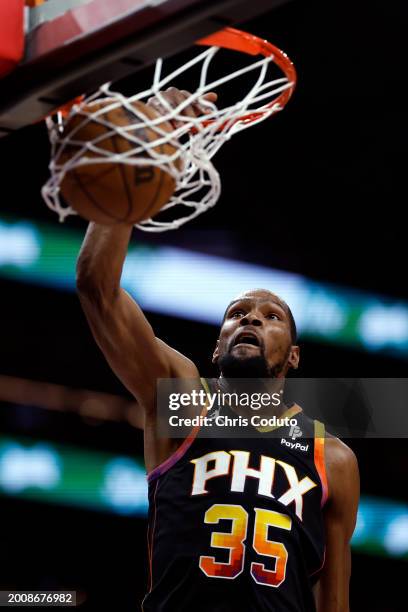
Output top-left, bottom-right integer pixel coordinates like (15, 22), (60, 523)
(240, 314), (262, 327)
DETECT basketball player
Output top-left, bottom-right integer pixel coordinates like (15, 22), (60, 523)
(76, 88), (359, 611)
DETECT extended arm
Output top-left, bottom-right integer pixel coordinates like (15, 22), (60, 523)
(315, 438), (360, 612)
(76, 222), (198, 413)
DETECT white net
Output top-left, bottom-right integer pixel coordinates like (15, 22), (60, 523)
(42, 31), (295, 231)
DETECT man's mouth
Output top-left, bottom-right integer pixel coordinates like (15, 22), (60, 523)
(232, 332), (261, 348)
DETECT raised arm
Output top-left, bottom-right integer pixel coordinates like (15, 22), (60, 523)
(315, 438), (360, 612)
(76, 222), (198, 413)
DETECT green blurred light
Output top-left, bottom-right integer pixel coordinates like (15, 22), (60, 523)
(0, 435), (148, 515)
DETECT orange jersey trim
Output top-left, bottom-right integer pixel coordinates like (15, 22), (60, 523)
(314, 420), (328, 507)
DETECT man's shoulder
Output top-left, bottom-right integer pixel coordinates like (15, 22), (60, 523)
(325, 435), (358, 470)
(324, 435), (359, 507)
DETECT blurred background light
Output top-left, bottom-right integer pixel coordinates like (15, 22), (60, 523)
(1, 216), (407, 357)
(0, 442), (61, 492)
(0, 435), (148, 516)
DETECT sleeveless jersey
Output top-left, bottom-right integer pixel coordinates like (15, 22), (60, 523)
(143, 383), (328, 612)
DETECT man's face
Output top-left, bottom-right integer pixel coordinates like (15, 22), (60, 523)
(213, 291), (299, 378)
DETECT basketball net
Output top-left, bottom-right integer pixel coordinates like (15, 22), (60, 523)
(42, 28), (296, 232)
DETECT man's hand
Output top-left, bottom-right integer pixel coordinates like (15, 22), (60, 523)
(147, 87), (218, 128)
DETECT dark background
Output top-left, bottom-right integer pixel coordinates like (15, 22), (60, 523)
(0, 0), (407, 610)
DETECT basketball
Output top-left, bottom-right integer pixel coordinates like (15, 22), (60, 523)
(59, 99), (178, 225)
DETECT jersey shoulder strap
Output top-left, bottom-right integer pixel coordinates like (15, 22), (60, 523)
(313, 419), (328, 507)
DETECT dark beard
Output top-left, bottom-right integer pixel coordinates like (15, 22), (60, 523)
(218, 353), (273, 378)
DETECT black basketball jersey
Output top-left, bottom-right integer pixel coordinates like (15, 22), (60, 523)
(143, 382), (328, 612)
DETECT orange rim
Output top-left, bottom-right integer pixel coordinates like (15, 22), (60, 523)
(41, 95), (85, 123)
(45, 28), (296, 127)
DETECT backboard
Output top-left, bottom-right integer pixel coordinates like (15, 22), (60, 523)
(0, 0), (291, 136)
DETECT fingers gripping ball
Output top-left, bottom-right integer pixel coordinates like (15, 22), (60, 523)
(59, 100), (178, 225)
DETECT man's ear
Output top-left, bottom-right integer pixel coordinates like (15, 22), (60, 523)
(212, 340), (220, 364)
(288, 345), (300, 370)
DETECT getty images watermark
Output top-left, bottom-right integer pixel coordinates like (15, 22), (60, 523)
(167, 387), (298, 430)
(156, 379), (304, 439)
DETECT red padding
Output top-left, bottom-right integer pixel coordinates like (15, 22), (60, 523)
(0, 0), (25, 77)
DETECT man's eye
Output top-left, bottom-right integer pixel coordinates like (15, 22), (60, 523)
(267, 313), (280, 320)
(231, 310), (244, 318)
